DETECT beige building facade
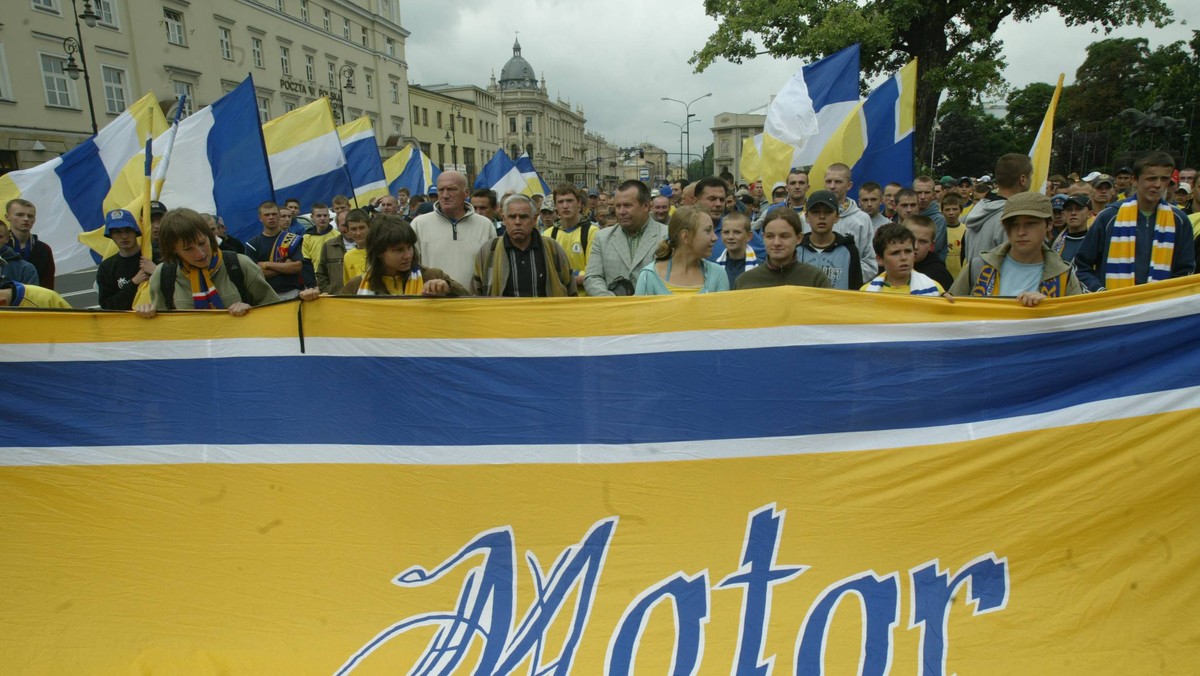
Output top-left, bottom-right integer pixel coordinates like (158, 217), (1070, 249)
(1, 0), (412, 172)
(488, 38), (588, 188)
(712, 112), (766, 185)
(407, 84), (500, 186)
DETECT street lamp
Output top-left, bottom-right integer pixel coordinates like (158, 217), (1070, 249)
(661, 93), (711, 180)
(336, 64), (355, 123)
(61, 0), (102, 134)
(662, 120), (685, 180)
(443, 103), (463, 171)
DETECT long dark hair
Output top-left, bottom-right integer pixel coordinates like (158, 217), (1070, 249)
(364, 215), (421, 294)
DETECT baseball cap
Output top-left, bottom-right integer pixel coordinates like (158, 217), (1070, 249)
(659, 185), (673, 198)
(958, 176), (973, 186)
(735, 188), (750, 198)
(939, 175), (955, 186)
(977, 174), (992, 183)
(1090, 173), (1114, 187)
(1115, 166), (1134, 176)
(103, 209), (142, 237)
(1002, 192), (1053, 220)
(771, 181), (787, 192)
(540, 196), (555, 212)
(1063, 194), (1091, 209)
(1050, 194), (1067, 211)
(587, 188), (599, 197)
(150, 201), (168, 216)
(1179, 182), (1193, 195)
(805, 190), (839, 212)
(1082, 171), (1102, 182)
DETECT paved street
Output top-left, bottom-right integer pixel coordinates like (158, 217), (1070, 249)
(56, 267), (99, 309)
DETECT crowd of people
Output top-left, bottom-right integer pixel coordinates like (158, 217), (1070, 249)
(0, 150), (1196, 312)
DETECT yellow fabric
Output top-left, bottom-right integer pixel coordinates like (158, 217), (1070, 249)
(1028, 74), (1064, 193)
(301, 227), (339, 268)
(550, 223), (589, 296)
(357, 268), (424, 296)
(15, 284), (71, 309)
(663, 280), (702, 295)
(342, 248), (367, 284)
(945, 222), (967, 278)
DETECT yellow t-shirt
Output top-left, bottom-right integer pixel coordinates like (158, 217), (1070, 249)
(663, 281), (701, 295)
(549, 222), (591, 297)
(302, 227), (340, 269)
(860, 275), (945, 295)
(945, 222), (966, 278)
(342, 248), (367, 284)
(9, 284), (71, 308)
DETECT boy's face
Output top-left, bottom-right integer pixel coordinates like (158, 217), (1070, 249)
(878, 240), (914, 283)
(942, 203), (961, 225)
(806, 204), (838, 235)
(763, 219), (799, 266)
(721, 219), (750, 255)
(906, 224), (934, 263)
(1063, 203), (1089, 231)
(858, 190), (881, 216)
(895, 195), (919, 221)
(348, 220), (369, 246)
(1004, 216), (1049, 259)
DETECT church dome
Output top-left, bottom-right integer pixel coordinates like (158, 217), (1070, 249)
(499, 38), (537, 90)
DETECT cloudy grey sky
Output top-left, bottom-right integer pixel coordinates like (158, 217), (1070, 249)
(403, 1), (1198, 161)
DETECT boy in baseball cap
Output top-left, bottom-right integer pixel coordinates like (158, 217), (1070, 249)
(96, 209), (155, 310)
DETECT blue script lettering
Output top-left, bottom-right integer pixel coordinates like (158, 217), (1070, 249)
(795, 571), (900, 676)
(607, 572), (710, 675)
(909, 554), (1010, 676)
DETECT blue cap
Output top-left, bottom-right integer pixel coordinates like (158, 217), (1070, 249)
(659, 185), (673, 198)
(1050, 194), (1067, 211)
(103, 209), (141, 237)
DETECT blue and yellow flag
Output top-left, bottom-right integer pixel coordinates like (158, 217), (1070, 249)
(2, 280), (1199, 672)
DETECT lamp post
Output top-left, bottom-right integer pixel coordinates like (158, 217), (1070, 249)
(662, 120), (685, 180)
(336, 64), (355, 124)
(61, 0), (102, 134)
(661, 93), (711, 180)
(443, 103), (463, 171)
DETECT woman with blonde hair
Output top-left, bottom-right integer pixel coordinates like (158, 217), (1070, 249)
(634, 205), (729, 295)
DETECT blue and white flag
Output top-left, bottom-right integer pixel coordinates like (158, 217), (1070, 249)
(155, 78), (276, 241)
(515, 152), (550, 195)
(384, 144), (441, 195)
(337, 117), (388, 205)
(0, 94), (167, 273)
(763, 43), (861, 167)
(263, 99), (353, 214)
(474, 149), (527, 195)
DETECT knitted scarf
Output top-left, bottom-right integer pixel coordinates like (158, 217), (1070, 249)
(357, 266), (424, 296)
(970, 259), (1070, 297)
(862, 269), (941, 295)
(1105, 198), (1176, 289)
(184, 250), (226, 309)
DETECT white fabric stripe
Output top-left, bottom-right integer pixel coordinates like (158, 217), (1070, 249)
(159, 106), (219, 216)
(1, 292), (1196, 363)
(4, 386), (1197, 467)
(271, 132), (346, 189)
(340, 129), (375, 145)
(95, 111), (141, 176)
(8, 157), (96, 274)
(353, 180), (387, 197)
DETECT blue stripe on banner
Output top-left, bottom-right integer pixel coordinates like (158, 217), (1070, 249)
(210, 79), (275, 242)
(850, 74), (912, 198)
(5, 313), (1200, 449)
(344, 138), (385, 191)
(802, 44), (860, 108)
(54, 138), (111, 236)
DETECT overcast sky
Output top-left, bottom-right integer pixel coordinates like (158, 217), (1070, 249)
(404, 1), (1198, 163)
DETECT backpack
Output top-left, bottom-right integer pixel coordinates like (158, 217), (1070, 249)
(160, 253), (249, 309)
(550, 221), (592, 254)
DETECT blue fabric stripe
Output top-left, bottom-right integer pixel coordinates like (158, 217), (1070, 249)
(53, 137), (112, 238)
(801, 44), (860, 109)
(849, 73), (913, 200)
(210, 79), (276, 242)
(343, 137), (385, 191)
(5, 313), (1200, 450)
(473, 150), (515, 190)
(276, 169), (355, 215)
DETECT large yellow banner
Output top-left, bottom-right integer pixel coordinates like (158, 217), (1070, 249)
(2, 282), (1198, 673)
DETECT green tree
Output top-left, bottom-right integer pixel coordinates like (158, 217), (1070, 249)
(689, 0), (1174, 170)
(688, 144), (714, 180)
(1006, 82), (1057, 150)
(932, 98), (1016, 178)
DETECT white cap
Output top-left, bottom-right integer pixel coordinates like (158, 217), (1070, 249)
(1082, 171), (1102, 182)
(1179, 182), (1193, 195)
(977, 174), (992, 183)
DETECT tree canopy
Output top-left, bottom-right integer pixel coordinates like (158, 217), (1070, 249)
(690, 0), (1175, 172)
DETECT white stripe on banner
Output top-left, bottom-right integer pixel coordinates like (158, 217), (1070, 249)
(1, 293), (1194, 363)
(5, 386), (1197, 467)
(271, 132), (346, 189)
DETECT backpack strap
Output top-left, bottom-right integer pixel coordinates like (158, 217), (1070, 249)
(581, 221), (592, 252)
(160, 263), (178, 310)
(224, 253), (251, 304)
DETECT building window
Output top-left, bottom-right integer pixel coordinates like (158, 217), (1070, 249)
(322, 9), (331, 31)
(525, 116), (532, 133)
(163, 8), (186, 46)
(360, 26), (368, 47)
(279, 46), (290, 75)
(412, 105), (419, 125)
(173, 81), (193, 117)
(299, 0), (308, 22)
(342, 18), (350, 40)
(385, 38), (395, 57)
(437, 144), (445, 166)
(328, 62), (335, 88)
(304, 54), (314, 81)
(0, 45), (13, 101)
(284, 101), (296, 113)
(101, 65), (127, 114)
(275, 0), (284, 12)
(509, 117), (516, 133)
(364, 73), (372, 98)
(40, 54), (72, 107)
(251, 37), (263, 68)
(32, 0), (59, 13)
(419, 142), (430, 157)
(258, 96), (271, 122)
(218, 27), (233, 60)
(436, 111), (442, 128)
(421, 108), (427, 126)
(95, 0), (118, 28)
(390, 81), (399, 104)
(525, 143), (533, 157)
